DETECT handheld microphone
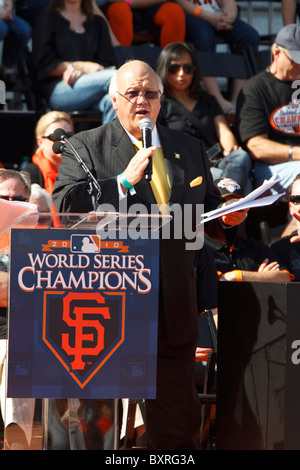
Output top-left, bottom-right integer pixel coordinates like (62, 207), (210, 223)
(139, 118), (153, 181)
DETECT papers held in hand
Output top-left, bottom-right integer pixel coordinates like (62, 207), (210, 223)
(201, 174), (285, 224)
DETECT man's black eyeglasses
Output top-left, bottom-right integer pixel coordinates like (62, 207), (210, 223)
(117, 90), (161, 102)
(290, 195), (300, 205)
(0, 195), (28, 202)
(42, 131), (74, 142)
(168, 63), (196, 75)
(277, 45), (300, 67)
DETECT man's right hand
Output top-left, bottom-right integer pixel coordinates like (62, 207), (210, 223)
(122, 145), (157, 189)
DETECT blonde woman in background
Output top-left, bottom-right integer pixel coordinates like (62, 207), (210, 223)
(24, 110), (74, 201)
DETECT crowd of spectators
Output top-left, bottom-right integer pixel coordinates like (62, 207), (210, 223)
(2, 0), (259, 113)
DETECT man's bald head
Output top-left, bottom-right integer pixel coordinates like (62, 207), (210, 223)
(109, 60), (163, 97)
(109, 60), (163, 139)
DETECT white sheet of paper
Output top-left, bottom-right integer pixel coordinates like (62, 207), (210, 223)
(200, 174), (284, 224)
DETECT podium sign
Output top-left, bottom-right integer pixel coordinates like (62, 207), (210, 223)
(7, 225), (160, 399)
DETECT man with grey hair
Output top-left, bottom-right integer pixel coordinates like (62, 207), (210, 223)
(53, 59), (247, 450)
(0, 168), (31, 201)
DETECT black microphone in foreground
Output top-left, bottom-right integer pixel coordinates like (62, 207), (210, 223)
(52, 128), (69, 142)
(52, 128), (101, 211)
(52, 141), (66, 154)
(139, 118), (153, 181)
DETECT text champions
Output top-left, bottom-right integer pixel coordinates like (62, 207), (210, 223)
(17, 253), (152, 293)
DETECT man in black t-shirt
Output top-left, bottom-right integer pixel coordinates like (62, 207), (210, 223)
(236, 24), (300, 197)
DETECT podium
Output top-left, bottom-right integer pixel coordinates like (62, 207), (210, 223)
(1, 210), (171, 450)
(216, 281), (300, 450)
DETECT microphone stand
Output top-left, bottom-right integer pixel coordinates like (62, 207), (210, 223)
(56, 137), (102, 211)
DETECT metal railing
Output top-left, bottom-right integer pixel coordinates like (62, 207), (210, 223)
(237, 0), (282, 35)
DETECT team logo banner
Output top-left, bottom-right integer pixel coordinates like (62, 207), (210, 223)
(7, 228), (159, 399)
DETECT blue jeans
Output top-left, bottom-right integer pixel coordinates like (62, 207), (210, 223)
(185, 15), (259, 53)
(49, 68), (116, 124)
(0, 15), (31, 68)
(253, 160), (300, 200)
(210, 149), (253, 196)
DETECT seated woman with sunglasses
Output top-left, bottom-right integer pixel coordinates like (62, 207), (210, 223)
(156, 41), (252, 196)
(23, 111), (74, 211)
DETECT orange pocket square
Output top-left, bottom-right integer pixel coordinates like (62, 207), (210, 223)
(190, 176), (203, 187)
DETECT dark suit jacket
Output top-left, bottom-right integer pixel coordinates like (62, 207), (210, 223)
(53, 118), (222, 346)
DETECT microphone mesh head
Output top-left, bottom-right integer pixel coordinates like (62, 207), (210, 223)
(52, 141), (65, 154)
(139, 118), (153, 130)
(52, 128), (67, 141)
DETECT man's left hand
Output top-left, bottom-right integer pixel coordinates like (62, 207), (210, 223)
(221, 209), (248, 226)
(220, 197), (248, 226)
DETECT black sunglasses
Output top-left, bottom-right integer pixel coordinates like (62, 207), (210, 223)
(290, 195), (300, 205)
(42, 131), (74, 142)
(0, 195), (28, 202)
(168, 63), (196, 75)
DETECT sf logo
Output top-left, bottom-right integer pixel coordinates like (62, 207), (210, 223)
(61, 292), (110, 370)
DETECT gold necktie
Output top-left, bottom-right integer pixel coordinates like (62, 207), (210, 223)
(135, 142), (170, 213)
